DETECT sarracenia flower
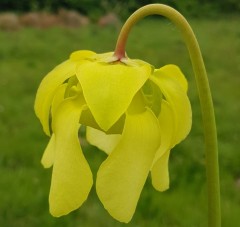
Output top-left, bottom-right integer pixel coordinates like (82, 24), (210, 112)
(34, 50), (192, 223)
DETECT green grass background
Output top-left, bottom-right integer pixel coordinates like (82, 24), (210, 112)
(0, 17), (239, 226)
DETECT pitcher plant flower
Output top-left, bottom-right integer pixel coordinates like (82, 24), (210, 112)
(35, 49), (191, 222)
(35, 4), (220, 226)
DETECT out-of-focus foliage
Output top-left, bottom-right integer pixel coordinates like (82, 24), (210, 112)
(0, 0), (239, 18)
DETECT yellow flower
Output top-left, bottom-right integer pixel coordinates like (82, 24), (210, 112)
(34, 50), (192, 223)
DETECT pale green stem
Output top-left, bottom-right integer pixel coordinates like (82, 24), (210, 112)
(114, 4), (221, 227)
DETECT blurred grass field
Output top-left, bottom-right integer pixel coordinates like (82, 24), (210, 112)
(0, 17), (240, 227)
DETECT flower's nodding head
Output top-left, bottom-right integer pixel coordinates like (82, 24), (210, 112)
(35, 50), (192, 223)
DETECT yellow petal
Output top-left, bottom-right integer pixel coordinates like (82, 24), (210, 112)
(151, 150), (170, 192)
(86, 127), (121, 155)
(41, 133), (55, 168)
(49, 95), (93, 217)
(150, 67), (191, 192)
(152, 100), (175, 163)
(151, 69), (192, 145)
(34, 60), (76, 136)
(41, 84), (69, 168)
(76, 57), (152, 131)
(35, 50), (95, 136)
(159, 64), (188, 92)
(96, 108), (160, 223)
(150, 101), (175, 192)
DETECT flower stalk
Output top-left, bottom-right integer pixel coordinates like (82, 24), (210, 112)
(114, 4), (221, 227)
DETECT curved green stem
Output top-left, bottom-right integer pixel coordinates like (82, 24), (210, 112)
(114, 4), (221, 227)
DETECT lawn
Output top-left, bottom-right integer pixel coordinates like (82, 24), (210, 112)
(0, 16), (239, 227)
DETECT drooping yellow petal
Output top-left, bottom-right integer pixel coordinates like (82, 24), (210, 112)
(96, 108), (160, 223)
(150, 100), (175, 192)
(49, 95), (93, 217)
(152, 100), (175, 163)
(34, 50), (95, 136)
(150, 67), (191, 192)
(86, 127), (121, 155)
(76, 57), (152, 131)
(151, 101), (174, 191)
(150, 100), (174, 191)
(159, 64), (188, 92)
(151, 150), (170, 192)
(151, 69), (192, 145)
(40, 84), (68, 168)
(41, 133), (55, 168)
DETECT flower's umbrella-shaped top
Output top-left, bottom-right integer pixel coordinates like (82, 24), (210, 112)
(34, 50), (192, 223)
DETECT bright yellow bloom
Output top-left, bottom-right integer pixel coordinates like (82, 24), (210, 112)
(34, 50), (192, 223)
